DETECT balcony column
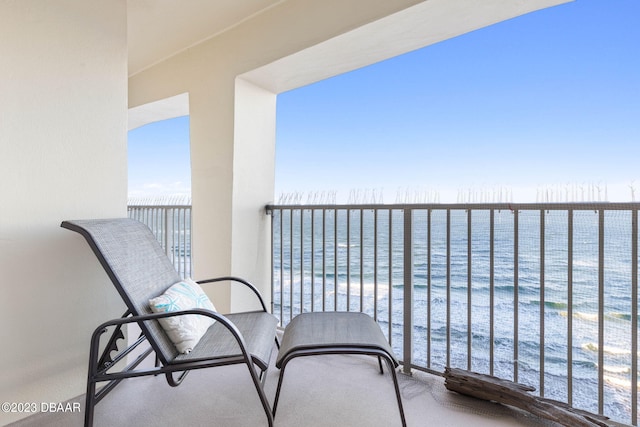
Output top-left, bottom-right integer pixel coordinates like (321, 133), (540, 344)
(187, 80), (233, 313)
(230, 78), (277, 313)
(188, 77), (275, 314)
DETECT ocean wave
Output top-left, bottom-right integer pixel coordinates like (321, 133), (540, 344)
(337, 243), (359, 249)
(604, 375), (638, 391)
(558, 311), (633, 323)
(559, 311), (597, 321)
(572, 359), (597, 369)
(609, 312), (632, 321)
(574, 259), (599, 268)
(530, 300), (568, 309)
(582, 342), (633, 356)
(603, 365), (631, 374)
(334, 281), (377, 295)
(569, 311), (599, 322)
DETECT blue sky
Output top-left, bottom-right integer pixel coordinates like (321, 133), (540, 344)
(129, 0), (639, 203)
(129, 116), (191, 200)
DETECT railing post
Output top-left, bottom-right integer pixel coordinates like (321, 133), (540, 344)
(632, 208), (638, 426)
(598, 208), (605, 415)
(403, 208), (413, 375)
(269, 207), (275, 317)
(164, 208), (171, 260)
(567, 209), (574, 407)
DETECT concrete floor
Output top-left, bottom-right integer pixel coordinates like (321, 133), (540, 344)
(8, 347), (562, 427)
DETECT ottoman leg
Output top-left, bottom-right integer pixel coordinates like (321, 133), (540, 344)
(272, 363), (288, 417)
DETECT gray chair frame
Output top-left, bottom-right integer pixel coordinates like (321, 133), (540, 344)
(61, 218), (278, 427)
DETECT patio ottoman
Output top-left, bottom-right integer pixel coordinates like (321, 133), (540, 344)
(272, 311), (406, 426)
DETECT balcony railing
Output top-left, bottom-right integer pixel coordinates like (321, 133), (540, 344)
(128, 204), (192, 278)
(267, 202), (639, 426)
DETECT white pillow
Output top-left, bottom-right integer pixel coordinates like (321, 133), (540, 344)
(149, 278), (217, 354)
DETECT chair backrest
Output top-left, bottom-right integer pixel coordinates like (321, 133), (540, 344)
(61, 218), (182, 362)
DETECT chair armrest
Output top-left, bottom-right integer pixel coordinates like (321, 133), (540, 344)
(93, 309), (236, 330)
(196, 276), (268, 312)
(90, 309), (253, 365)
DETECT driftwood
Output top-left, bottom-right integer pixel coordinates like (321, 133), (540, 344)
(444, 367), (611, 427)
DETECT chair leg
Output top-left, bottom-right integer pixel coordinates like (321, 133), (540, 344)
(85, 328), (102, 427)
(165, 370), (189, 387)
(84, 344), (130, 426)
(84, 379), (96, 427)
(377, 356), (384, 374)
(272, 363), (287, 417)
(245, 361), (274, 427)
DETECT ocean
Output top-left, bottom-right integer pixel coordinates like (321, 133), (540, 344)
(270, 206), (638, 424)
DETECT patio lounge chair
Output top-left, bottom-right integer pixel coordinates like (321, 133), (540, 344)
(61, 218), (279, 427)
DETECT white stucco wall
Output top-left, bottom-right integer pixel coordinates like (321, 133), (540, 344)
(0, 1), (127, 424)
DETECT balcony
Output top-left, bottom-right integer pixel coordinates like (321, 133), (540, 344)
(85, 201), (636, 427)
(12, 201), (636, 426)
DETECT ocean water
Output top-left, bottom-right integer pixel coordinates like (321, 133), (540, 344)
(271, 207), (639, 424)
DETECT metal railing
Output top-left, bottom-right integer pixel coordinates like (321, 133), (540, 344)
(267, 202), (639, 426)
(128, 204), (192, 278)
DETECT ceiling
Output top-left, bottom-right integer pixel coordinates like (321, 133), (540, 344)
(126, 0), (572, 128)
(127, 0), (283, 76)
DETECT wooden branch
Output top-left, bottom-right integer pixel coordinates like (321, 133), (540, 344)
(444, 368), (611, 427)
